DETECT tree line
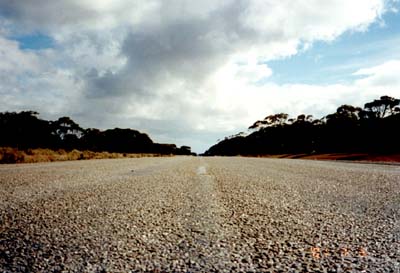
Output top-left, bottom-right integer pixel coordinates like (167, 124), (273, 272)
(205, 96), (400, 156)
(0, 111), (194, 155)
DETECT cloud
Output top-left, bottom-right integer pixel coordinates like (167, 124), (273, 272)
(0, 36), (41, 73)
(0, 35), (82, 116)
(0, 0), (399, 152)
(0, 0), (157, 33)
(354, 60), (400, 87)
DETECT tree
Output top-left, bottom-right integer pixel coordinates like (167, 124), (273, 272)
(293, 114), (313, 123)
(326, 105), (362, 124)
(363, 96), (400, 119)
(0, 111), (190, 155)
(249, 113), (289, 130)
(205, 95), (400, 156)
(52, 117), (84, 140)
(177, 146), (193, 155)
(0, 111), (55, 149)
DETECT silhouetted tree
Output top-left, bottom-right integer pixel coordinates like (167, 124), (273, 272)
(205, 95), (400, 156)
(0, 111), (56, 149)
(249, 113), (289, 130)
(363, 96), (400, 119)
(52, 117), (84, 140)
(0, 111), (192, 155)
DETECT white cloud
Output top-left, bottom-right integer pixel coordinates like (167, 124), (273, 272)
(0, 35), (83, 117)
(240, 0), (385, 41)
(0, 37), (41, 73)
(353, 60), (400, 87)
(209, 60), (400, 133)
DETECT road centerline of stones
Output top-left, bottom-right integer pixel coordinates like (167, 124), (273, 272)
(196, 165), (207, 175)
(176, 160), (232, 268)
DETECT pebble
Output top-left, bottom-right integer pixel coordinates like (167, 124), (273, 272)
(0, 157), (399, 272)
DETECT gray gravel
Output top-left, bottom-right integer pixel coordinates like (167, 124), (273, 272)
(1, 157), (399, 272)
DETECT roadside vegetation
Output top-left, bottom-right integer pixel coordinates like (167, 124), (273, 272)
(0, 111), (194, 164)
(0, 147), (170, 164)
(205, 95), (400, 162)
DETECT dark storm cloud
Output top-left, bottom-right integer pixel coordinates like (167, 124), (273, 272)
(82, 3), (246, 99)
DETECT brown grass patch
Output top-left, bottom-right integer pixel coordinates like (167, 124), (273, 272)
(0, 147), (170, 164)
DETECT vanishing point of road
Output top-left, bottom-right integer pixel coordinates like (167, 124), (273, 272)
(1, 157), (399, 272)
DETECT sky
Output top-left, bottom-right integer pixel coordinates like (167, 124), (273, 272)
(1, 0), (400, 153)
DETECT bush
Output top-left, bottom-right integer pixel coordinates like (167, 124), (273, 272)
(0, 147), (26, 163)
(0, 147), (170, 164)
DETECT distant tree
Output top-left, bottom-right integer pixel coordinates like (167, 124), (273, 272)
(176, 145), (193, 155)
(52, 117), (84, 139)
(363, 96), (400, 119)
(296, 114), (306, 122)
(153, 143), (177, 154)
(249, 113), (289, 130)
(226, 132), (247, 139)
(80, 128), (102, 151)
(337, 105), (361, 118)
(322, 105), (363, 153)
(0, 111), (190, 155)
(312, 119), (324, 126)
(0, 111), (55, 149)
(101, 128), (153, 153)
(205, 95), (400, 156)
(293, 114), (313, 123)
(326, 105), (362, 124)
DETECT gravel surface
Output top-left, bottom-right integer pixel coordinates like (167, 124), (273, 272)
(1, 157), (399, 272)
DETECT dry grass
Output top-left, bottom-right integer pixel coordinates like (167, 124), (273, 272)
(0, 147), (170, 164)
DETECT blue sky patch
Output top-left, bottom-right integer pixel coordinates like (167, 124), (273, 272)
(13, 33), (55, 50)
(266, 11), (400, 85)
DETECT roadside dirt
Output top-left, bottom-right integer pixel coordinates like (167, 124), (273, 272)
(247, 153), (400, 163)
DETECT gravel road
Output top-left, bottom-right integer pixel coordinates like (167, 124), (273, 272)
(1, 157), (399, 272)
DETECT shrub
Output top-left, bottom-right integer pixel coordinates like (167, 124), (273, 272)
(0, 147), (26, 163)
